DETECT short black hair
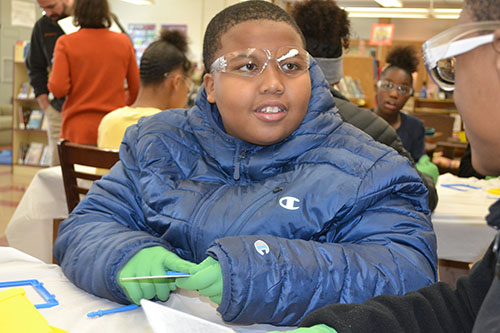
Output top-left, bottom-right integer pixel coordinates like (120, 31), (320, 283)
(381, 45), (419, 84)
(291, 0), (350, 58)
(465, 0), (500, 21)
(140, 29), (192, 86)
(202, 0), (305, 71)
(73, 0), (112, 29)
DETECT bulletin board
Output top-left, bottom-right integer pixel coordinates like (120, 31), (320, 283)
(128, 23), (157, 64)
(369, 24), (395, 46)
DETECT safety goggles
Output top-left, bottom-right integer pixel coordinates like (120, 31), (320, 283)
(209, 46), (310, 78)
(422, 21), (500, 91)
(377, 80), (413, 97)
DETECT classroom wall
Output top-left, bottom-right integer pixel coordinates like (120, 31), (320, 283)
(349, 17), (456, 41)
(0, 0), (42, 105)
(108, 0), (240, 64)
(108, 0), (457, 66)
(1, 0), (458, 106)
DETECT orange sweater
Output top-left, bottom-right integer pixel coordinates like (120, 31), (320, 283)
(48, 28), (139, 144)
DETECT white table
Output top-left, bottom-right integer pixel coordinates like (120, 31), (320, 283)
(6, 166), (68, 263)
(0, 247), (293, 332)
(431, 173), (499, 263)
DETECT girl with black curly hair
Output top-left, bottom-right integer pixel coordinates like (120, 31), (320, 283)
(374, 46), (426, 164)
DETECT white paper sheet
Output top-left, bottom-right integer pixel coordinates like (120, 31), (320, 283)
(57, 16), (122, 34)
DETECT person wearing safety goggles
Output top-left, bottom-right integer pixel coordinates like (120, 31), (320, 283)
(270, 0), (500, 331)
(53, 0), (438, 328)
(374, 46), (422, 162)
(374, 46), (440, 185)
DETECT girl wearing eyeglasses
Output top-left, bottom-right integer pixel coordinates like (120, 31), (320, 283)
(374, 46), (425, 164)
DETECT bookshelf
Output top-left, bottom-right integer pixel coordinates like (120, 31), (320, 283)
(342, 56), (376, 109)
(12, 41), (49, 176)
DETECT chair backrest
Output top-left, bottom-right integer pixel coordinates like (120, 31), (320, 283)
(57, 140), (120, 213)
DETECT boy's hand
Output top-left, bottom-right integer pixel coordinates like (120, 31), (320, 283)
(267, 324), (337, 333)
(176, 256), (223, 304)
(118, 246), (196, 304)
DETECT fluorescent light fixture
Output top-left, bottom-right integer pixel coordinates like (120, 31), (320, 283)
(344, 7), (429, 19)
(343, 7), (461, 19)
(431, 8), (462, 19)
(120, 0), (154, 5)
(374, 0), (403, 7)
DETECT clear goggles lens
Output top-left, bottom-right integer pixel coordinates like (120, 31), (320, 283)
(210, 46), (310, 78)
(377, 80), (413, 97)
(423, 21), (500, 91)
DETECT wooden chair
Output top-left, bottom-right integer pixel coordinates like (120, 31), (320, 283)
(58, 139), (120, 213)
(53, 140), (119, 263)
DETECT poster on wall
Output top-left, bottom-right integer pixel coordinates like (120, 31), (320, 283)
(161, 24), (188, 36)
(11, 0), (36, 27)
(128, 23), (157, 64)
(369, 24), (395, 46)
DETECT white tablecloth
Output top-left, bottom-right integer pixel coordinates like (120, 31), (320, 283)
(431, 173), (499, 263)
(6, 166), (68, 263)
(0, 247), (292, 332)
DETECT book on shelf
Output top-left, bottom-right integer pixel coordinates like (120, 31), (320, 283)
(17, 82), (32, 99)
(335, 76), (366, 101)
(26, 109), (44, 130)
(39, 145), (51, 166)
(14, 40), (30, 62)
(17, 106), (26, 129)
(24, 142), (45, 165)
(18, 143), (29, 164)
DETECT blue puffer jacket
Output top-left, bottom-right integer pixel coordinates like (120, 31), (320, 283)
(54, 61), (437, 326)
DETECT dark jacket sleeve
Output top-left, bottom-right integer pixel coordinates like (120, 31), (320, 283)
(299, 240), (497, 333)
(333, 91), (438, 212)
(27, 20), (51, 97)
(458, 144), (485, 179)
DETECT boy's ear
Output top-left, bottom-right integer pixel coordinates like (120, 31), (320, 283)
(203, 73), (216, 103)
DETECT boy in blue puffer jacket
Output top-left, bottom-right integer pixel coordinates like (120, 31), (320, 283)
(54, 0), (437, 327)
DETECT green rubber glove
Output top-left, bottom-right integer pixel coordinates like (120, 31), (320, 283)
(416, 154), (439, 184)
(176, 256), (223, 304)
(118, 246), (197, 304)
(267, 324), (337, 333)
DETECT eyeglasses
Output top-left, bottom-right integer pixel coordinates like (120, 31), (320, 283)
(376, 80), (413, 97)
(209, 46), (310, 78)
(422, 21), (500, 92)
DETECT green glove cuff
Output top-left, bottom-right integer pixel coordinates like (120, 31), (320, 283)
(118, 246), (196, 304)
(266, 324), (337, 333)
(416, 154), (439, 184)
(176, 256), (223, 304)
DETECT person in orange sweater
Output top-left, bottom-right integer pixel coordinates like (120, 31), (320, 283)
(48, 0), (139, 145)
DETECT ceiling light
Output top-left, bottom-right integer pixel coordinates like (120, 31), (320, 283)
(120, 0), (154, 5)
(431, 8), (462, 19)
(374, 0), (403, 7)
(344, 7), (429, 19)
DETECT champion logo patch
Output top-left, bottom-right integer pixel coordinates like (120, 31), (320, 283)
(254, 240), (270, 255)
(279, 196), (300, 210)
